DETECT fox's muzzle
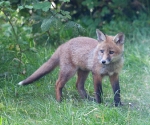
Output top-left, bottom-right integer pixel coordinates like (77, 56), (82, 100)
(100, 59), (111, 64)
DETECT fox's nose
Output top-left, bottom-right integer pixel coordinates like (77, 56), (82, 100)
(102, 60), (106, 64)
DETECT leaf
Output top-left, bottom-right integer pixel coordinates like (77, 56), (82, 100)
(33, 1), (51, 12)
(0, 1), (4, 6)
(60, 0), (70, 2)
(25, 5), (33, 9)
(32, 22), (42, 34)
(0, 1), (10, 7)
(18, 6), (24, 10)
(41, 17), (57, 32)
(60, 10), (71, 20)
(3, 1), (10, 6)
(33, 3), (41, 9)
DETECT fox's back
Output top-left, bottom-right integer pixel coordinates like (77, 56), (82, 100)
(61, 37), (98, 51)
(59, 37), (98, 69)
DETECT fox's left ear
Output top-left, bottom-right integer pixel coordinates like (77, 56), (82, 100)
(113, 33), (125, 45)
(96, 29), (106, 42)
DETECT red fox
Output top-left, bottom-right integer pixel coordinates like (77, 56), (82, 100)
(18, 29), (125, 106)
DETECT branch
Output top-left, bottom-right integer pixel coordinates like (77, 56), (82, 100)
(2, 9), (18, 42)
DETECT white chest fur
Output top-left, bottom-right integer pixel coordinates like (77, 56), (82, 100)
(99, 58), (123, 76)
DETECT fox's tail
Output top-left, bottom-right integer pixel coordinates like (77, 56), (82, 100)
(18, 48), (60, 85)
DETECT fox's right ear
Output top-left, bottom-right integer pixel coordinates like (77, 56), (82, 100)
(113, 33), (125, 45)
(96, 29), (106, 42)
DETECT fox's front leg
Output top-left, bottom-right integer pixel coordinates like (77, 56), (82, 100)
(93, 73), (103, 103)
(109, 73), (122, 106)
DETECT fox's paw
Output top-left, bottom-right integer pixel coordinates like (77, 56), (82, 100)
(18, 81), (23, 85)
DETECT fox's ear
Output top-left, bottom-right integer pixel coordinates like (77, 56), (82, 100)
(113, 33), (125, 45)
(96, 29), (106, 42)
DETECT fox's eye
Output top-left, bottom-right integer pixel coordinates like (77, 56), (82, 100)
(109, 51), (114, 54)
(100, 50), (104, 53)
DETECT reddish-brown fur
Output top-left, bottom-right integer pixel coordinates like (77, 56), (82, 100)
(18, 29), (125, 106)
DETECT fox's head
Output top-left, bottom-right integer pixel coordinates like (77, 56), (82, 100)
(96, 29), (125, 65)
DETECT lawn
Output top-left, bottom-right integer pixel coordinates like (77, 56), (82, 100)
(0, 29), (150, 125)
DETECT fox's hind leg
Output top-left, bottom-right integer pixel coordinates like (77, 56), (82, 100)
(55, 66), (77, 102)
(76, 69), (93, 101)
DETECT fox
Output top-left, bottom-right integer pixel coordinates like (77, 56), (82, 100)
(18, 29), (125, 106)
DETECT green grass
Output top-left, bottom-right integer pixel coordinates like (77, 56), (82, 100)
(0, 30), (150, 125)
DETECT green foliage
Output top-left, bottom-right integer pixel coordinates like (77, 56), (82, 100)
(102, 14), (150, 38)
(41, 17), (58, 32)
(0, 0), (87, 75)
(82, 0), (99, 10)
(33, 1), (51, 12)
(64, 0), (150, 32)
(60, 0), (70, 2)
(0, 1), (33, 75)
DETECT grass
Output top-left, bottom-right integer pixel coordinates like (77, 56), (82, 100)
(0, 28), (150, 125)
